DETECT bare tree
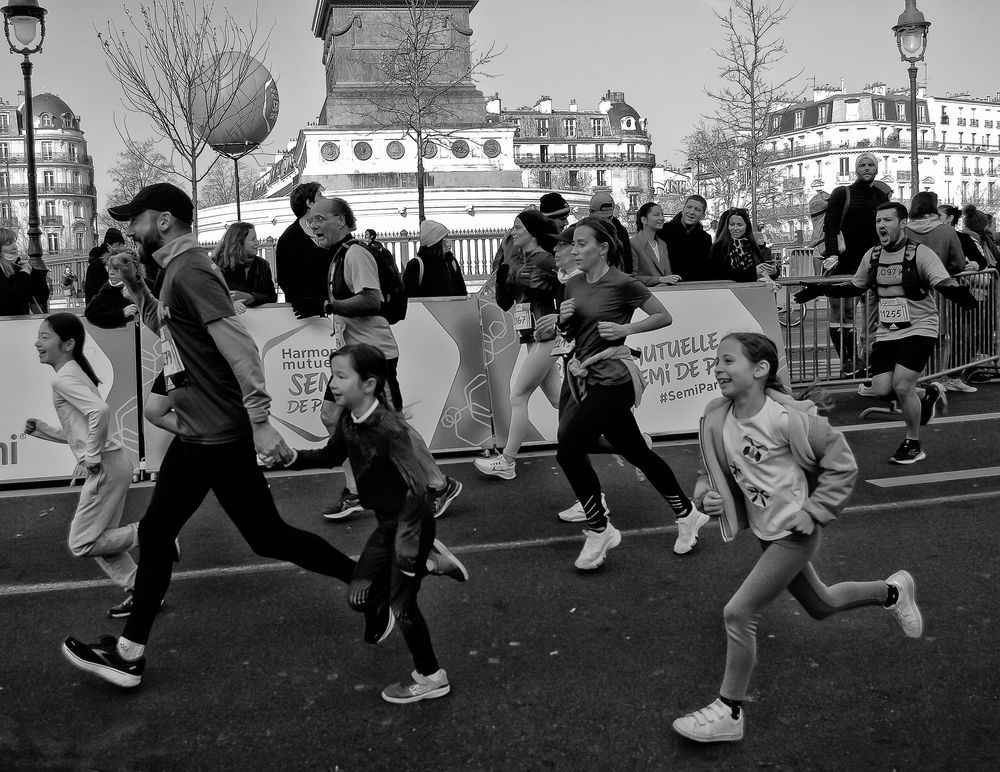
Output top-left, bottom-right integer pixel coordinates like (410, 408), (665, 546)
(350, 0), (501, 221)
(96, 1), (270, 231)
(199, 156), (262, 209)
(683, 121), (744, 212)
(98, 138), (176, 233)
(528, 169), (594, 193)
(705, 0), (801, 226)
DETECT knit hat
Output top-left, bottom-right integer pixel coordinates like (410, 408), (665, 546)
(516, 209), (559, 243)
(539, 192), (570, 218)
(963, 205), (990, 235)
(589, 191), (615, 213)
(419, 219), (449, 247)
(856, 153), (879, 171)
(103, 228), (126, 246)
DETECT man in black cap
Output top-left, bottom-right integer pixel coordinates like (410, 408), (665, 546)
(84, 227), (127, 304)
(60, 182), (364, 689)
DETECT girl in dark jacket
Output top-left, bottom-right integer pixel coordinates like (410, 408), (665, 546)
(709, 209), (778, 283)
(0, 227), (49, 315)
(212, 222), (277, 307)
(403, 220), (467, 297)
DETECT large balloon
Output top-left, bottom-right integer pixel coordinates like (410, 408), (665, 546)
(194, 51), (279, 155)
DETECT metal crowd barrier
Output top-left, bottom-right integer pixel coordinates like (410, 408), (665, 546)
(773, 269), (1000, 388)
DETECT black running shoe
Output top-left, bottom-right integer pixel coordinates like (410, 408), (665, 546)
(107, 592), (134, 619)
(62, 635), (144, 689)
(427, 477), (463, 519)
(919, 382), (945, 426)
(890, 440), (926, 465)
(364, 604), (395, 645)
(322, 491), (364, 521)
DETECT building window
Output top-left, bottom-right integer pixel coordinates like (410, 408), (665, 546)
(0, 142), (7, 159)
(0, 114), (8, 131)
(596, 169), (606, 186)
(68, 144), (77, 161)
(629, 193), (640, 210)
(626, 144), (636, 161)
(568, 170), (579, 187)
(46, 233), (59, 253)
(591, 118), (604, 137)
(537, 118), (549, 138)
(794, 110), (803, 129)
(941, 131), (947, 145)
(874, 101), (886, 120)
(44, 200), (55, 216)
(538, 170), (551, 187)
(567, 144), (577, 162)
(0, 202), (9, 219)
(40, 113), (53, 127)
(917, 104), (927, 123)
(595, 144), (605, 160)
(41, 141), (53, 160)
(73, 171), (80, 187)
(563, 118), (577, 138)
(839, 157), (850, 176)
(73, 202), (83, 218)
(771, 115), (780, 131)
(945, 155), (952, 174)
(539, 145), (549, 163)
(74, 232), (84, 251)
(896, 103), (906, 121)
(818, 104), (829, 123)
(0, 171), (7, 189)
(43, 170), (54, 188)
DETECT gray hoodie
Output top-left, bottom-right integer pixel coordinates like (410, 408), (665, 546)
(905, 217), (968, 276)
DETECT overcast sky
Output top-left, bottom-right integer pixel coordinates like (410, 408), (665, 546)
(4, 0), (995, 210)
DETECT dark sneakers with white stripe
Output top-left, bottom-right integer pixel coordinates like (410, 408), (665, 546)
(62, 635), (144, 689)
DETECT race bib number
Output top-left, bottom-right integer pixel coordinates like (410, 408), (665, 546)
(330, 318), (346, 349)
(512, 302), (534, 333)
(551, 332), (575, 358)
(879, 297), (911, 326)
(159, 324), (189, 390)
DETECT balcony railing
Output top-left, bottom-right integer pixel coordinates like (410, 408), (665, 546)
(957, 118), (967, 126)
(962, 168), (972, 176)
(970, 120), (980, 127)
(0, 216), (19, 228)
(782, 177), (806, 191)
(945, 167), (955, 174)
(897, 170), (912, 182)
(988, 170), (998, 177)
(40, 215), (63, 227)
(514, 151), (656, 166)
(4, 183), (97, 196)
(0, 152), (93, 166)
(768, 137), (942, 162)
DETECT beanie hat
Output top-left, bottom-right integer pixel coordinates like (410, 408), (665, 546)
(103, 228), (126, 246)
(856, 152), (879, 171)
(419, 219), (449, 247)
(516, 209), (559, 243)
(963, 205), (990, 235)
(539, 192), (570, 218)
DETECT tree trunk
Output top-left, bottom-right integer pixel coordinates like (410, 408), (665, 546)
(189, 155), (199, 236)
(415, 125), (426, 223)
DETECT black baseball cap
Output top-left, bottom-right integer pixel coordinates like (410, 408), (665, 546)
(108, 183), (194, 224)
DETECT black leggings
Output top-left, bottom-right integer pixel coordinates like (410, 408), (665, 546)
(556, 382), (690, 530)
(123, 436), (357, 645)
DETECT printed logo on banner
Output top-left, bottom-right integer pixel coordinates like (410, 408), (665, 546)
(0, 432), (21, 466)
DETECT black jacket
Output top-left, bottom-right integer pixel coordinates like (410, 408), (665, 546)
(275, 220), (333, 318)
(84, 281), (131, 328)
(823, 179), (891, 275)
(658, 213), (712, 281)
(221, 257), (277, 306)
(403, 252), (467, 298)
(0, 264), (48, 315)
(84, 252), (110, 304)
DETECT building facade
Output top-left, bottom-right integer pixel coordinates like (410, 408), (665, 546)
(487, 91), (656, 218)
(0, 93), (97, 256)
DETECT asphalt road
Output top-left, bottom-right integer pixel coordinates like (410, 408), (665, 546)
(2, 385), (1000, 771)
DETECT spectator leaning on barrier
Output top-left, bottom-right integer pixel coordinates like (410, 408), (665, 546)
(938, 205), (986, 269)
(84, 228), (127, 304)
(708, 208), (779, 283)
(630, 202), (681, 287)
(212, 222), (277, 308)
(0, 228), (48, 315)
(276, 182), (331, 318)
(588, 191), (633, 273)
(904, 192), (968, 276)
(658, 194), (712, 282)
(84, 251), (150, 329)
(795, 201), (978, 465)
(403, 220), (467, 298)
(961, 205), (1000, 269)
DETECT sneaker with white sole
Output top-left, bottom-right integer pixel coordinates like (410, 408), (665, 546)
(673, 506), (710, 555)
(322, 490), (364, 520)
(427, 477), (462, 518)
(889, 439), (926, 465)
(427, 539), (469, 582)
(574, 524), (621, 570)
(919, 382), (945, 426)
(473, 454), (516, 480)
(948, 379), (977, 393)
(558, 493), (609, 523)
(381, 668), (450, 704)
(885, 570), (923, 638)
(672, 699), (744, 743)
(62, 635), (144, 689)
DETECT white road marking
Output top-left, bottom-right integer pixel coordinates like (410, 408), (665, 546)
(867, 467), (1000, 488)
(4, 488), (1000, 599)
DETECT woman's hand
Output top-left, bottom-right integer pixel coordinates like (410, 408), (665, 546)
(24, 418), (37, 435)
(534, 313), (558, 341)
(659, 275), (682, 285)
(559, 298), (576, 324)
(597, 321), (628, 340)
(233, 300), (248, 315)
(86, 461), (103, 476)
(123, 304), (138, 318)
(701, 490), (724, 516)
(230, 290), (253, 304)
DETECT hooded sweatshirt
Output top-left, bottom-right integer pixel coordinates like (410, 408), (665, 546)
(657, 213), (712, 281)
(904, 217), (967, 276)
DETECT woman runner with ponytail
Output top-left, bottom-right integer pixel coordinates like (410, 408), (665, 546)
(24, 313), (143, 618)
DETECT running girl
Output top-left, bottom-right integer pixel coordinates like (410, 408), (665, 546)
(672, 332), (923, 743)
(556, 217), (707, 570)
(285, 343), (467, 704)
(25, 313), (140, 618)
(475, 210), (560, 480)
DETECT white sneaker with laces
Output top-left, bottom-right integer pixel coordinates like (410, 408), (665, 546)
(886, 569), (924, 638)
(949, 379), (977, 393)
(381, 668), (450, 704)
(672, 699), (744, 743)
(574, 524), (621, 570)
(558, 493), (609, 523)
(673, 506), (710, 555)
(474, 454), (516, 480)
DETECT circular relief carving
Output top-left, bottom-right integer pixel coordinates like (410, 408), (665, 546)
(320, 142), (340, 161)
(422, 141), (438, 159)
(451, 139), (470, 158)
(386, 140), (405, 160)
(353, 141), (373, 161)
(483, 139), (501, 158)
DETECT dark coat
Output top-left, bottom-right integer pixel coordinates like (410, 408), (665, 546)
(657, 213), (712, 281)
(822, 179), (891, 275)
(402, 252), (467, 298)
(221, 257), (277, 306)
(84, 252), (110, 303)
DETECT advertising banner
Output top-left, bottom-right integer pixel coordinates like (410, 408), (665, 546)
(0, 317), (139, 484)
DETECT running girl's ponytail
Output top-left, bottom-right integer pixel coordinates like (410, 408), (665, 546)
(45, 313), (101, 386)
(329, 343), (391, 410)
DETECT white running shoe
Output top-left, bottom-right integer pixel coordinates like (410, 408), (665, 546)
(673, 506), (710, 555)
(672, 699), (744, 743)
(474, 454), (516, 480)
(557, 493), (609, 523)
(574, 524), (621, 570)
(886, 569), (924, 638)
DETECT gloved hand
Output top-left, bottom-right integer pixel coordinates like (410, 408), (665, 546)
(774, 509), (816, 535)
(793, 285), (824, 304)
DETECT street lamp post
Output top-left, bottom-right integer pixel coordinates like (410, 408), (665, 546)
(893, 0), (930, 202)
(2, 0), (47, 306)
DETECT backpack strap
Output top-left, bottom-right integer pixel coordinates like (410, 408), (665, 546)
(415, 256), (424, 287)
